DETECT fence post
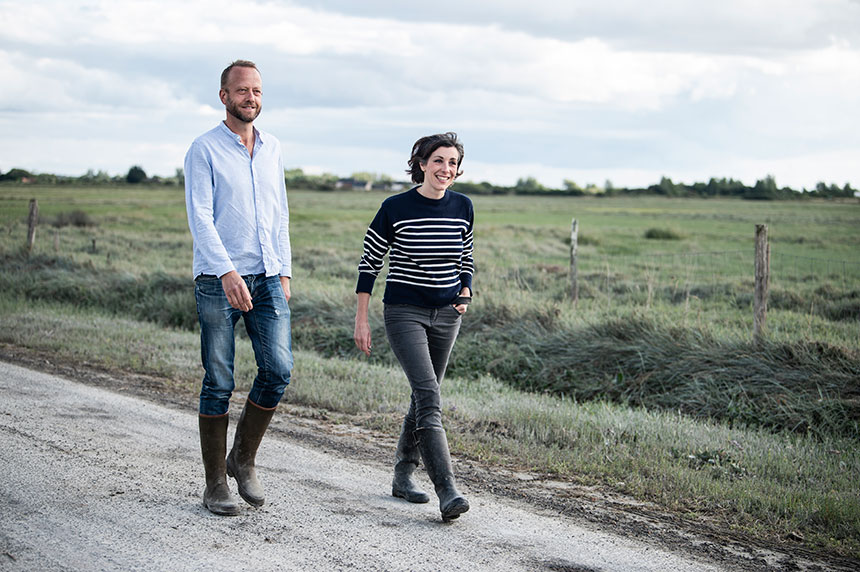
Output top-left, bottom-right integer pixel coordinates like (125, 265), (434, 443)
(26, 198), (39, 256)
(754, 224), (769, 342)
(569, 218), (579, 305)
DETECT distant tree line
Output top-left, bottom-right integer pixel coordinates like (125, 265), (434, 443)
(0, 166), (184, 186)
(454, 174), (857, 200)
(283, 169), (857, 200)
(0, 166), (855, 200)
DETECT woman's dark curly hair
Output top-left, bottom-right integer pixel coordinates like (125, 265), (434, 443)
(406, 132), (464, 184)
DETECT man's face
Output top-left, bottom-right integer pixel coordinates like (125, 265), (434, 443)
(220, 66), (262, 124)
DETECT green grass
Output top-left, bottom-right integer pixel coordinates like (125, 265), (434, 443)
(1, 185), (859, 558)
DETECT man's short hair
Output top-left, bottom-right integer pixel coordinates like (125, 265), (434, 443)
(220, 60), (259, 90)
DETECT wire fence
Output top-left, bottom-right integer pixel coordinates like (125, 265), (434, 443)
(575, 249), (860, 304)
(771, 252), (860, 292)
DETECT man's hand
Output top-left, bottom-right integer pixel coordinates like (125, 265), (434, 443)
(220, 270), (253, 311)
(280, 276), (291, 302)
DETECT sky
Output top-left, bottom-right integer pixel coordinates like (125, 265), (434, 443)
(1, 0), (859, 190)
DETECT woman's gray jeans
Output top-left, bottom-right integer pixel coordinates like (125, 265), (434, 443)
(384, 303), (462, 431)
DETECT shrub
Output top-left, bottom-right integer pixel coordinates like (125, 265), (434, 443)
(53, 210), (96, 228)
(644, 227), (682, 240)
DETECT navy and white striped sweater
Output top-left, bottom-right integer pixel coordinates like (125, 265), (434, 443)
(356, 187), (474, 308)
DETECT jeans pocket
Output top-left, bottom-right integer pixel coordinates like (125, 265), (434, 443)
(194, 275), (222, 296)
(384, 304), (410, 325)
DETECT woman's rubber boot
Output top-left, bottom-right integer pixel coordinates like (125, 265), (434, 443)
(391, 419), (430, 503)
(226, 399), (276, 507)
(415, 427), (470, 522)
(199, 413), (240, 516)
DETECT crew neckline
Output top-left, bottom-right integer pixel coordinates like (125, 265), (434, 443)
(411, 186), (448, 204)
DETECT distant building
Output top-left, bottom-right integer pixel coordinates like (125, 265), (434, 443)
(335, 178), (372, 191)
(334, 178), (412, 192)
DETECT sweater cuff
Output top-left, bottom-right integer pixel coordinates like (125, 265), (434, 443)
(459, 273), (473, 292)
(356, 272), (377, 295)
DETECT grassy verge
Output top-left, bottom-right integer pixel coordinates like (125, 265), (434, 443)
(4, 251), (857, 440)
(1, 297), (858, 559)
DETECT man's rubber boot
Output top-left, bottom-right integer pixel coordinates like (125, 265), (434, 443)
(199, 413), (240, 516)
(415, 427), (470, 522)
(391, 418), (430, 503)
(226, 399), (276, 507)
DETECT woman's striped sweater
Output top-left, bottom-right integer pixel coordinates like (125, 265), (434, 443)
(356, 187), (474, 308)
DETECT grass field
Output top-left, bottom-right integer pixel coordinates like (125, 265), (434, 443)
(1, 185), (859, 558)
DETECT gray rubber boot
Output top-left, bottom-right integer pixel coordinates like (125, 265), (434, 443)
(199, 414), (240, 516)
(415, 427), (469, 522)
(226, 400), (276, 507)
(391, 418), (430, 503)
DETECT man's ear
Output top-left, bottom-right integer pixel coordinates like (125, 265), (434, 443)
(219, 89), (227, 105)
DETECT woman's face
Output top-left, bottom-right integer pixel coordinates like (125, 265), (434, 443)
(420, 146), (461, 193)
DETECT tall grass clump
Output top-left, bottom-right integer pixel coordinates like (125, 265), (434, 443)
(53, 210), (96, 228)
(468, 314), (860, 439)
(643, 227), (683, 240)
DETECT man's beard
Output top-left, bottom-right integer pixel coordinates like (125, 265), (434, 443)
(226, 96), (262, 123)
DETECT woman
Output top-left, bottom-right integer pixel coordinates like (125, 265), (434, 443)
(354, 132), (474, 522)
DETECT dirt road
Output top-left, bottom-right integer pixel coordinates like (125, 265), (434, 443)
(0, 360), (846, 571)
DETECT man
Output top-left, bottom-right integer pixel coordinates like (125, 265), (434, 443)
(184, 60), (293, 516)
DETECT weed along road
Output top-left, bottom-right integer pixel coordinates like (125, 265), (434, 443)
(0, 362), (740, 571)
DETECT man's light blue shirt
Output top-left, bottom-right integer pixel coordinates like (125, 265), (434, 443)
(185, 122), (291, 280)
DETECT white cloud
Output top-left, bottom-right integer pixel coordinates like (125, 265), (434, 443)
(0, 50), (204, 114)
(0, 1), (791, 111)
(301, 0), (860, 53)
(0, 0), (858, 189)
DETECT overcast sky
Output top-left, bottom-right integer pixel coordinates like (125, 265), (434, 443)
(2, 0), (859, 189)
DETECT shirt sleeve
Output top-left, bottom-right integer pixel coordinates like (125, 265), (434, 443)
(277, 150), (292, 278)
(185, 140), (235, 278)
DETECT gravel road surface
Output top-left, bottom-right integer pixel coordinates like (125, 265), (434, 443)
(0, 360), (744, 571)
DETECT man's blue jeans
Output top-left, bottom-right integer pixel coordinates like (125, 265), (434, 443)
(384, 304), (462, 431)
(194, 274), (293, 416)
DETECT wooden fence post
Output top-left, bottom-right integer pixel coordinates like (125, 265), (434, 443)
(570, 218), (579, 304)
(754, 224), (770, 342)
(26, 198), (38, 255)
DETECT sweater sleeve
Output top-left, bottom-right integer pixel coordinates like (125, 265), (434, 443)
(458, 200), (475, 291)
(356, 205), (391, 294)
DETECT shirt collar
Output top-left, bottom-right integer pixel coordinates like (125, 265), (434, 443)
(218, 121), (264, 146)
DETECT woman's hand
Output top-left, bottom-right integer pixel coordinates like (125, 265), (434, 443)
(453, 287), (471, 315)
(354, 292), (372, 356)
(354, 318), (372, 356)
